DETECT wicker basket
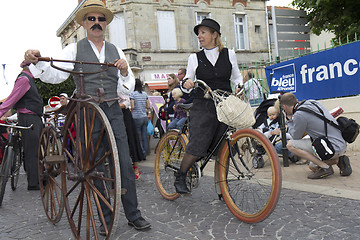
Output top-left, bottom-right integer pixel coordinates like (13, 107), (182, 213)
(214, 93), (255, 129)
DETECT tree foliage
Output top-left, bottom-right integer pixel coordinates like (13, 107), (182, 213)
(291, 0), (360, 45)
(34, 75), (76, 105)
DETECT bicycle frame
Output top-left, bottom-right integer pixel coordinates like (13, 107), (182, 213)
(0, 123), (32, 205)
(155, 79), (282, 223)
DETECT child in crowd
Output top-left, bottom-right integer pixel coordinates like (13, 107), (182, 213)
(257, 106), (280, 142)
(168, 88), (187, 130)
(258, 105), (302, 164)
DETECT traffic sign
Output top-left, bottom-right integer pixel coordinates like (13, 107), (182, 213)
(48, 96), (60, 108)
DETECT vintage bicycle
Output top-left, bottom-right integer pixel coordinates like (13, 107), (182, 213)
(154, 80), (282, 223)
(0, 121), (31, 206)
(36, 57), (122, 239)
(37, 110), (67, 224)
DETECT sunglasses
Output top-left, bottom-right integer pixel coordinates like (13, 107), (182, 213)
(87, 16), (106, 22)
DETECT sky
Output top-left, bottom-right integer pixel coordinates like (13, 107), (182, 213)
(268, 0), (293, 7)
(0, 0), (78, 100)
(0, 0), (293, 101)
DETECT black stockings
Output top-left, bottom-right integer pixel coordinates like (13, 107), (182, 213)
(179, 152), (199, 174)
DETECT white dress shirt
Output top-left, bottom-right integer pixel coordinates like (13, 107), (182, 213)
(184, 47), (243, 90)
(29, 39), (135, 95)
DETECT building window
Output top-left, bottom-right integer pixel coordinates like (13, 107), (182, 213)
(157, 10), (177, 50)
(234, 14), (249, 50)
(195, 12), (210, 48)
(109, 13), (127, 49)
(195, 12), (210, 24)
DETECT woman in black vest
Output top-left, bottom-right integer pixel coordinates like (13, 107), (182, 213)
(174, 18), (243, 194)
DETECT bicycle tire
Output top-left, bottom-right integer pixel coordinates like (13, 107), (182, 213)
(154, 130), (188, 200)
(61, 101), (121, 239)
(0, 147), (13, 206)
(38, 126), (64, 224)
(11, 146), (22, 191)
(218, 128), (281, 223)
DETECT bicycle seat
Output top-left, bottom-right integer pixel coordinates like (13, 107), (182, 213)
(177, 103), (193, 111)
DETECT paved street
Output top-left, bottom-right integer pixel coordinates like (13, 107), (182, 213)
(1, 158), (360, 240)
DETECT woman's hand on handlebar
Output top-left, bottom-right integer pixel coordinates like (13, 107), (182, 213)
(24, 49), (41, 64)
(183, 78), (195, 90)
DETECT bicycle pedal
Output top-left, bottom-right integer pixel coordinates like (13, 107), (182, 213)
(44, 155), (65, 164)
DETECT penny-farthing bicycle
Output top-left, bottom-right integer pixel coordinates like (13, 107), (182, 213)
(37, 57), (121, 239)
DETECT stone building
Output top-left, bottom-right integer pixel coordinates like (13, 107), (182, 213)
(57, 0), (269, 90)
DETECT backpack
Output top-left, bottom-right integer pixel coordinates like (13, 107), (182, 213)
(336, 117), (360, 143)
(298, 102), (359, 144)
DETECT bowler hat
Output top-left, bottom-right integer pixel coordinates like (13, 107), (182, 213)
(194, 18), (221, 35)
(75, 0), (114, 25)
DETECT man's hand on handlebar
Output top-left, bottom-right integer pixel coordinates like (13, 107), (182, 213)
(24, 49), (41, 64)
(114, 59), (128, 77)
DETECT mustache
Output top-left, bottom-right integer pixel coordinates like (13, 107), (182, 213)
(90, 24), (103, 31)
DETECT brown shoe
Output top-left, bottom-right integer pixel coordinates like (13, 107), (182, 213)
(337, 155), (352, 176)
(307, 166), (334, 179)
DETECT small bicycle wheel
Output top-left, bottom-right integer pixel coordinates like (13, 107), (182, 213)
(10, 144), (22, 191)
(62, 101), (121, 239)
(38, 126), (65, 224)
(154, 130), (188, 200)
(218, 128), (281, 223)
(0, 147), (12, 206)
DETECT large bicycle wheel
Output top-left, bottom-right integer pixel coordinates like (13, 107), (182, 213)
(0, 146), (13, 206)
(38, 126), (65, 224)
(61, 101), (121, 240)
(154, 130), (188, 200)
(218, 128), (281, 223)
(11, 141), (22, 191)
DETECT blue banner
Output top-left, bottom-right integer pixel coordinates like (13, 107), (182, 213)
(265, 41), (360, 100)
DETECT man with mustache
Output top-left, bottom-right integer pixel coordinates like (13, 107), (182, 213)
(24, 0), (150, 236)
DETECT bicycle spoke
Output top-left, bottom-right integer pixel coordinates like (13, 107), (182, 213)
(155, 131), (187, 200)
(62, 102), (120, 239)
(218, 129), (281, 223)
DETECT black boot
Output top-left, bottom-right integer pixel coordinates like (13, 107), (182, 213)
(174, 171), (190, 194)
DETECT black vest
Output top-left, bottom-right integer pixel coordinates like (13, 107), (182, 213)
(194, 48), (232, 99)
(13, 72), (43, 116)
(74, 38), (120, 100)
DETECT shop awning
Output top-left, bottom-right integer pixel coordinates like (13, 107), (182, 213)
(146, 82), (168, 90)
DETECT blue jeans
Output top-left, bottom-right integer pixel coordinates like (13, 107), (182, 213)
(275, 142), (294, 158)
(134, 117), (149, 155)
(168, 117), (187, 130)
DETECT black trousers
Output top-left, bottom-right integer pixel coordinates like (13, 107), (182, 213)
(18, 113), (43, 187)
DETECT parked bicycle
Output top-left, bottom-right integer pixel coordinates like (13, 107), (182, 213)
(154, 80), (282, 223)
(0, 122), (32, 206)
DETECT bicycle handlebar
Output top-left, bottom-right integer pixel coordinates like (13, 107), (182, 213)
(194, 79), (210, 90)
(194, 79), (245, 97)
(37, 57), (116, 75)
(0, 123), (33, 130)
(37, 57), (116, 67)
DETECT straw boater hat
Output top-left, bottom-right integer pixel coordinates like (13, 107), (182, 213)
(75, 0), (114, 25)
